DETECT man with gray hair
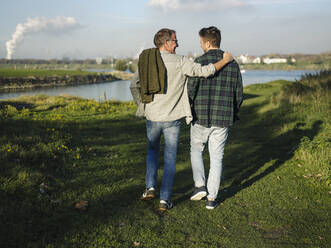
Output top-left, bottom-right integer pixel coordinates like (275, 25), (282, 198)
(130, 28), (233, 211)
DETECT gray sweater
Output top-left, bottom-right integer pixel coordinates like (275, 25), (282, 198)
(130, 50), (216, 124)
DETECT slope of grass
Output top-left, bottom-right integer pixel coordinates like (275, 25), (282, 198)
(0, 72), (330, 247)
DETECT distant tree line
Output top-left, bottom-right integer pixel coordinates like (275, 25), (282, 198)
(0, 58), (97, 65)
(262, 52), (331, 63)
(0, 58), (138, 73)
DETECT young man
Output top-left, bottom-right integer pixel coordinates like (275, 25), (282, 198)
(188, 26), (243, 209)
(130, 28), (233, 211)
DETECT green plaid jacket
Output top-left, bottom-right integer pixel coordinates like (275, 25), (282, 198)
(188, 49), (243, 127)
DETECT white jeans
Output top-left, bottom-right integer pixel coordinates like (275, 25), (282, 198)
(190, 124), (228, 200)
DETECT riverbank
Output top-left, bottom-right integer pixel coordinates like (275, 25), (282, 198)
(109, 70), (134, 80)
(0, 68), (133, 91)
(0, 71), (330, 247)
(2, 58), (330, 72)
(242, 62), (330, 71)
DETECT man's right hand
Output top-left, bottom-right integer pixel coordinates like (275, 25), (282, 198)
(223, 52), (233, 63)
(213, 51), (233, 71)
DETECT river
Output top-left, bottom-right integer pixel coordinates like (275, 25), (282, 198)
(0, 70), (318, 101)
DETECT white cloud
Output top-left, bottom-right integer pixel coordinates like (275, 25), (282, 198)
(147, 0), (247, 11)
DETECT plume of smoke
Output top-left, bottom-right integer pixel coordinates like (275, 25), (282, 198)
(6, 16), (81, 59)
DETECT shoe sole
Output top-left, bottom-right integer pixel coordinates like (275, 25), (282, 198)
(159, 206), (173, 211)
(141, 195), (155, 200)
(159, 203), (173, 211)
(206, 205), (216, 210)
(190, 191), (207, 201)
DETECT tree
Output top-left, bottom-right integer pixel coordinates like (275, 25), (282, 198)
(114, 59), (128, 71)
(128, 63), (137, 73)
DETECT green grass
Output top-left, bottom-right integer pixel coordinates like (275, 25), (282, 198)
(0, 68), (97, 78)
(0, 72), (330, 247)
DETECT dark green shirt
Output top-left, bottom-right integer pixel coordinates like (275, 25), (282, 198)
(188, 49), (243, 128)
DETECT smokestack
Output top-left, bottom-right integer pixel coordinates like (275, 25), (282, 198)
(5, 16), (81, 60)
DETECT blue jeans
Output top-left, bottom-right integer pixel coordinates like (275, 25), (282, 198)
(190, 124), (228, 200)
(146, 119), (181, 201)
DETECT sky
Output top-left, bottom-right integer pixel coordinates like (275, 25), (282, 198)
(0, 0), (330, 59)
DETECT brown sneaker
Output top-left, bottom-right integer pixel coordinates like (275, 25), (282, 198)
(159, 200), (173, 211)
(140, 187), (155, 200)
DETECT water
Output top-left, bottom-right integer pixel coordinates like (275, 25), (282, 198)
(0, 70), (318, 101)
(242, 70), (317, 86)
(0, 80), (132, 101)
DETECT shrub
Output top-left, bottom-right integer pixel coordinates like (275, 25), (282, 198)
(272, 70), (331, 105)
(0, 105), (18, 119)
(128, 63), (137, 73)
(114, 60), (128, 71)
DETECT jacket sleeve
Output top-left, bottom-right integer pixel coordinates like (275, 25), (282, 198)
(129, 71), (145, 118)
(235, 68), (244, 114)
(180, 56), (216, 78)
(129, 71), (141, 105)
(187, 77), (200, 103)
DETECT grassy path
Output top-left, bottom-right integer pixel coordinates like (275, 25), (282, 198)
(0, 78), (330, 247)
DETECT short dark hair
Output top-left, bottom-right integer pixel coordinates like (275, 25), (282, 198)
(199, 26), (221, 48)
(153, 28), (176, 48)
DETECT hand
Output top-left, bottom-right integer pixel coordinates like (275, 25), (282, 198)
(213, 51), (234, 71)
(223, 52), (233, 63)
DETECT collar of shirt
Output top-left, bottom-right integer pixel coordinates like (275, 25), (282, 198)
(160, 50), (171, 55)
